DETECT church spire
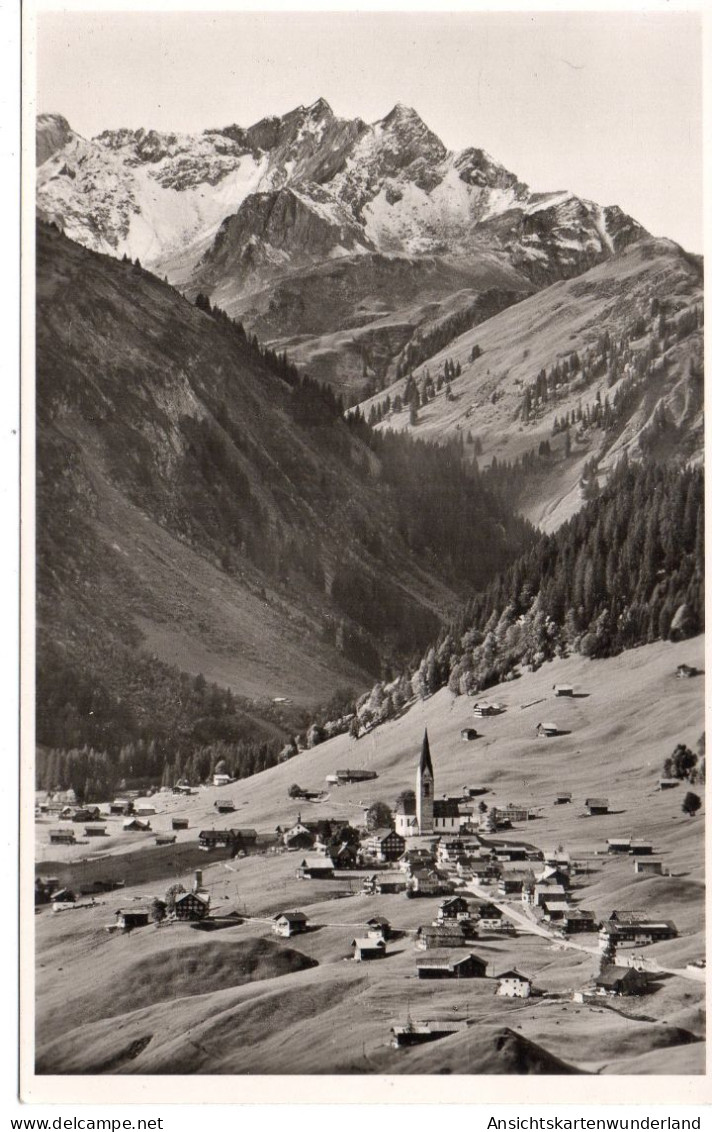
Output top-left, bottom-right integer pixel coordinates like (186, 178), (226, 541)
(419, 728), (433, 778)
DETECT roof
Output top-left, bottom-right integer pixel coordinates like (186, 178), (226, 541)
(610, 910), (648, 923)
(352, 937), (385, 949)
(416, 950), (482, 968)
(433, 799), (461, 818)
(608, 838), (631, 846)
(539, 722), (558, 731)
(585, 798), (609, 807)
(497, 969), (531, 982)
(397, 795), (417, 816)
(274, 911), (307, 923)
(543, 899), (570, 910)
(299, 856), (334, 869)
(418, 729), (434, 779)
(175, 891), (209, 906)
(369, 828), (402, 841)
(536, 884), (567, 897)
(564, 909), (596, 920)
(366, 916), (390, 927)
(595, 965), (643, 988)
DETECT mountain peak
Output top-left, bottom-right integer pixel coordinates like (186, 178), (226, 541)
(36, 112), (77, 166)
(306, 97), (333, 118)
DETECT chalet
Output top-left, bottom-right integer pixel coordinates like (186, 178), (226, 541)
(676, 663), (698, 679)
(297, 856), (335, 879)
(351, 937), (386, 961)
(284, 829), (315, 851)
(594, 965), (649, 997)
(123, 818), (151, 832)
(49, 829), (75, 845)
(335, 769), (378, 784)
(115, 908), (151, 931)
(585, 798), (609, 815)
(84, 826), (107, 837)
(214, 800), (236, 814)
(110, 799), (134, 816)
(408, 868), (453, 897)
(472, 701), (503, 717)
(492, 840), (529, 860)
(497, 874), (529, 897)
(174, 891), (210, 921)
(658, 778), (680, 790)
(71, 807), (102, 823)
(375, 876), (408, 895)
(469, 860), (500, 884)
(543, 848), (571, 868)
(399, 848), (435, 873)
(460, 728), (479, 741)
(607, 837), (632, 854)
(416, 924), (469, 950)
(601, 914), (678, 945)
(533, 883), (567, 907)
(630, 841), (654, 856)
(536, 722), (559, 737)
(366, 916), (392, 941)
(478, 918), (514, 934)
(199, 828), (238, 850)
(273, 911), (308, 937)
(542, 899), (570, 921)
(634, 859), (664, 875)
(493, 806), (531, 827)
(365, 829), (406, 862)
(553, 684), (574, 697)
(172, 818), (189, 830)
(554, 792), (573, 805)
(561, 909), (597, 934)
(437, 896), (470, 921)
(496, 970), (533, 998)
(416, 951), (488, 979)
(155, 834), (177, 846)
(213, 773), (232, 787)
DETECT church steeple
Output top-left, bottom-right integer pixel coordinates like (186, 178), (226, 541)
(416, 728), (434, 834)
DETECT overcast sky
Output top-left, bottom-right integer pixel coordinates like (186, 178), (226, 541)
(36, 9), (703, 252)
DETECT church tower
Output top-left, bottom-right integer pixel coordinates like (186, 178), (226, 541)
(416, 729), (434, 834)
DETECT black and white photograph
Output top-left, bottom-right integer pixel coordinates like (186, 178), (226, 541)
(24, 4), (705, 1094)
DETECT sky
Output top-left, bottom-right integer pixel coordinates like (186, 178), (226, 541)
(35, 9), (703, 252)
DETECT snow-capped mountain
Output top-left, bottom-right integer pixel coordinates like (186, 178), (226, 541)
(37, 99), (649, 397)
(37, 99), (644, 283)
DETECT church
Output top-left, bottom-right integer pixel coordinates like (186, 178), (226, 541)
(394, 730), (463, 838)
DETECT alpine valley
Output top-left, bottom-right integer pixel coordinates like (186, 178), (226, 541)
(35, 98), (703, 781)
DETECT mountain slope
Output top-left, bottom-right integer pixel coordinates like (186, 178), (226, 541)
(360, 238), (703, 529)
(36, 222), (532, 754)
(37, 100), (648, 398)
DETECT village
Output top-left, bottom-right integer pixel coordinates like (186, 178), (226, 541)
(33, 640), (705, 1074)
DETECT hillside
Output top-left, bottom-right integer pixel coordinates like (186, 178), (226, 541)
(35, 637), (705, 1075)
(36, 223), (533, 767)
(37, 101), (647, 399)
(360, 238), (703, 529)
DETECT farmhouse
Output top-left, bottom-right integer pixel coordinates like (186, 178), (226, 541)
(71, 807), (103, 822)
(601, 913), (678, 944)
(496, 971), (533, 998)
(562, 909), (598, 934)
(472, 701), (503, 717)
(416, 951), (488, 979)
(351, 937), (386, 961)
(630, 840), (654, 856)
(213, 773), (232, 787)
(365, 829), (406, 862)
(333, 843), (358, 869)
(155, 834), (177, 845)
(273, 911), (308, 937)
(408, 868), (453, 897)
(416, 924), (470, 950)
(533, 883), (567, 907)
(135, 804), (157, 817)
(115, 908), (150, 931)
(297, 856), (335, 879)
(366, 916), (391, 941)
(594, 966), (649, 997)
(174, 891), (210, 921)
(554, 792), (573, 805)
(585, 798), (609, 815)
(374, 876), (408, 895)
(214, 800), (236, 814)
(437, 896), (470, 921)
(542, 899), (570, 921)
(110, 799), (134, 816)
(607, 837), (632, 854)
(492, 805), (531, 825)
(84, 826), (107, 837)
(536, 865), (570, 888)
(172, 818), (189, 831)
(553, 684), (574, 696)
